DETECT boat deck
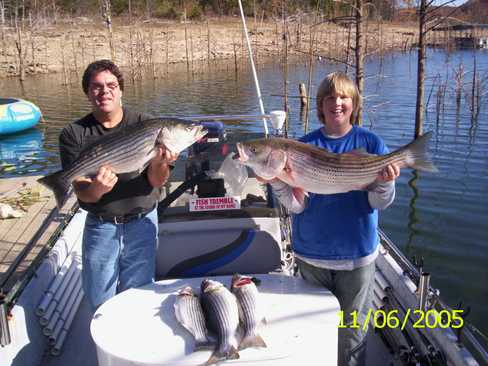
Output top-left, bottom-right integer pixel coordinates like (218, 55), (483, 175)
(0, 176), (76, 293)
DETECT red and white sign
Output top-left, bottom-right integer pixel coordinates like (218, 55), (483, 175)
(189, 196), (241, 212)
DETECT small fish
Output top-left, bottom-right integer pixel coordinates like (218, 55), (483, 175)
(231, 274), (267, 350)
(235, 132), (437, 202)
(174, 286), (213, 351)
(38, 118), (207, 208)
(200, 279), (240, 365)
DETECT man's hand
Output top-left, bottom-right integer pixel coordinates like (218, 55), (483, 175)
(73, 166), (118, 203)
(147, 146), (178, 187)
(376, 164), (400, 183)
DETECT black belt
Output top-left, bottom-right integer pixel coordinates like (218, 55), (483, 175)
(95, 210), (150, 224)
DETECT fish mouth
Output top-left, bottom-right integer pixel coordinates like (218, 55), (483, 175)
(177, 286), (194, 296)
(232, 275), (253, 288)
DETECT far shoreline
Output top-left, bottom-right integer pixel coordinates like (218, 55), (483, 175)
(0, 16), (419, 80)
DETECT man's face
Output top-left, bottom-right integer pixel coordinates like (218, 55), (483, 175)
(87, 70), (122, 115)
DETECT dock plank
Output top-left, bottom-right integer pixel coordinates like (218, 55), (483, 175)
(0, 175), (77, 292)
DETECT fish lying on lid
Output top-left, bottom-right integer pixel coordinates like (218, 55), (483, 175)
(174, 286), (213, 351)
(231, 274), (267, 350)
(38, 118), (207, 208)
(235, 131), (437, 202)
(200, 279), (240, 365)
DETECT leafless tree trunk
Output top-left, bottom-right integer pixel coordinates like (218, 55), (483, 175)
(0, 1), (5, 25)
(415, 0), (461, 138)
(14, 12), (26, 81)
(101, 0), (115, 61)
(415, 0), (427, 138)
(355, 0), (364, 125)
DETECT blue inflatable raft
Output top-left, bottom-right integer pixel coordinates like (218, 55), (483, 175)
(0, 98), (41, 135)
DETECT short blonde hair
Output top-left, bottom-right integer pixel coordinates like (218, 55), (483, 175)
(316, 72), (361, 124)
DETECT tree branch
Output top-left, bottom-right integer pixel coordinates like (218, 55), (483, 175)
(424, 6), (463, 34)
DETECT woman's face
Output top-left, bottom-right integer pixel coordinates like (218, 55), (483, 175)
(321, 92), (354, 129)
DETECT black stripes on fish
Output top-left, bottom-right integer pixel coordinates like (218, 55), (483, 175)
(200, 279), (240, 365)
(38, 118), (207, 208)
(174, 286), (214, 351)
(231, 274), (267, 350)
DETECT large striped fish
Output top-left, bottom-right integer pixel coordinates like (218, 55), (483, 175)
(174, 286), (213, 351)
(200, 279), (240, 365)
(38, 118), (207, 208)
(230, 274), (267, 350)
(235, 131), (437, 198)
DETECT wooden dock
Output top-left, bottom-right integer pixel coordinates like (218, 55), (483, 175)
(0, 176), (77, 296)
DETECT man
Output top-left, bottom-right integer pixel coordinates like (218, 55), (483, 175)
(59, 59), (176, 309)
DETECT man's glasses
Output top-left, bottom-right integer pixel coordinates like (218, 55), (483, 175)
(89, 82), (120, 93)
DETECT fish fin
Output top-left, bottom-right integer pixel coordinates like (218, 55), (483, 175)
(403, 131), (438, 172)
(238, 334), (267, 350)
(292, 187), (307, 206)
(205, 347), (240, 365)
(261, 149), (286, 179)
(37, 171), (71, 209)
(228, 346), (240, 359)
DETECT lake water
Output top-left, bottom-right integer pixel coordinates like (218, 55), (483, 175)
(0, 49), (487, 335)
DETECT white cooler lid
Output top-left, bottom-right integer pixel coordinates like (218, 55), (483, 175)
(91, 274), (339, 366)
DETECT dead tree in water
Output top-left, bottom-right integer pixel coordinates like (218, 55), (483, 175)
(354, 0), (364, 125)
(414, 0), (461, 138)
(101, 0), (115, 61)
(14, 10), (26, 81)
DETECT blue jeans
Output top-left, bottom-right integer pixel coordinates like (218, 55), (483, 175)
(296, 259), (376, 366)
(82, 208), (158, 309)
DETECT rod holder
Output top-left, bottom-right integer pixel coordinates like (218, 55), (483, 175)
(0, 297), (11, 346)
(418, 272), (430, 311)
(269, 110), (286, 134)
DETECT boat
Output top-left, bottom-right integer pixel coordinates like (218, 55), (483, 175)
(0, 119), (487, 366)
(0, 98), (42, 135)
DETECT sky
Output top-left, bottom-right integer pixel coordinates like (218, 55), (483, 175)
(432, 0), (469, 5)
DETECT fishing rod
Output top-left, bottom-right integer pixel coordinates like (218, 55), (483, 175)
(237, 0), (269, 137)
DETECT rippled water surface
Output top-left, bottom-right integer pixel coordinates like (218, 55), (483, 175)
(1, 49), (487, 334)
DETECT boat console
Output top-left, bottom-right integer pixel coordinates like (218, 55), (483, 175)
(156, 123), (289, 279)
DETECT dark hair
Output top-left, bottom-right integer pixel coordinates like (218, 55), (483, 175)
(82, 59), (124, 94)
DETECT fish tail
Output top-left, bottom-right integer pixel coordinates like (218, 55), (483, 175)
(37, 171), (71, 209)
(403, 131), (438, 172)
(238, 334), (267, 350)
(204, 347), (240, 365)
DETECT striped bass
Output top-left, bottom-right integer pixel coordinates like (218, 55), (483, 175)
(230, 274), (267, 350)
(235, 132), (437, 196)
(38, 118), (207, 208)
(200, 279), (240, 365)
(174, 286), (213, 351)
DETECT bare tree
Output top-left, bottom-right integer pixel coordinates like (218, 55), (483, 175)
(101, 0), (115, 61)
(414, 0), (460, 138)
